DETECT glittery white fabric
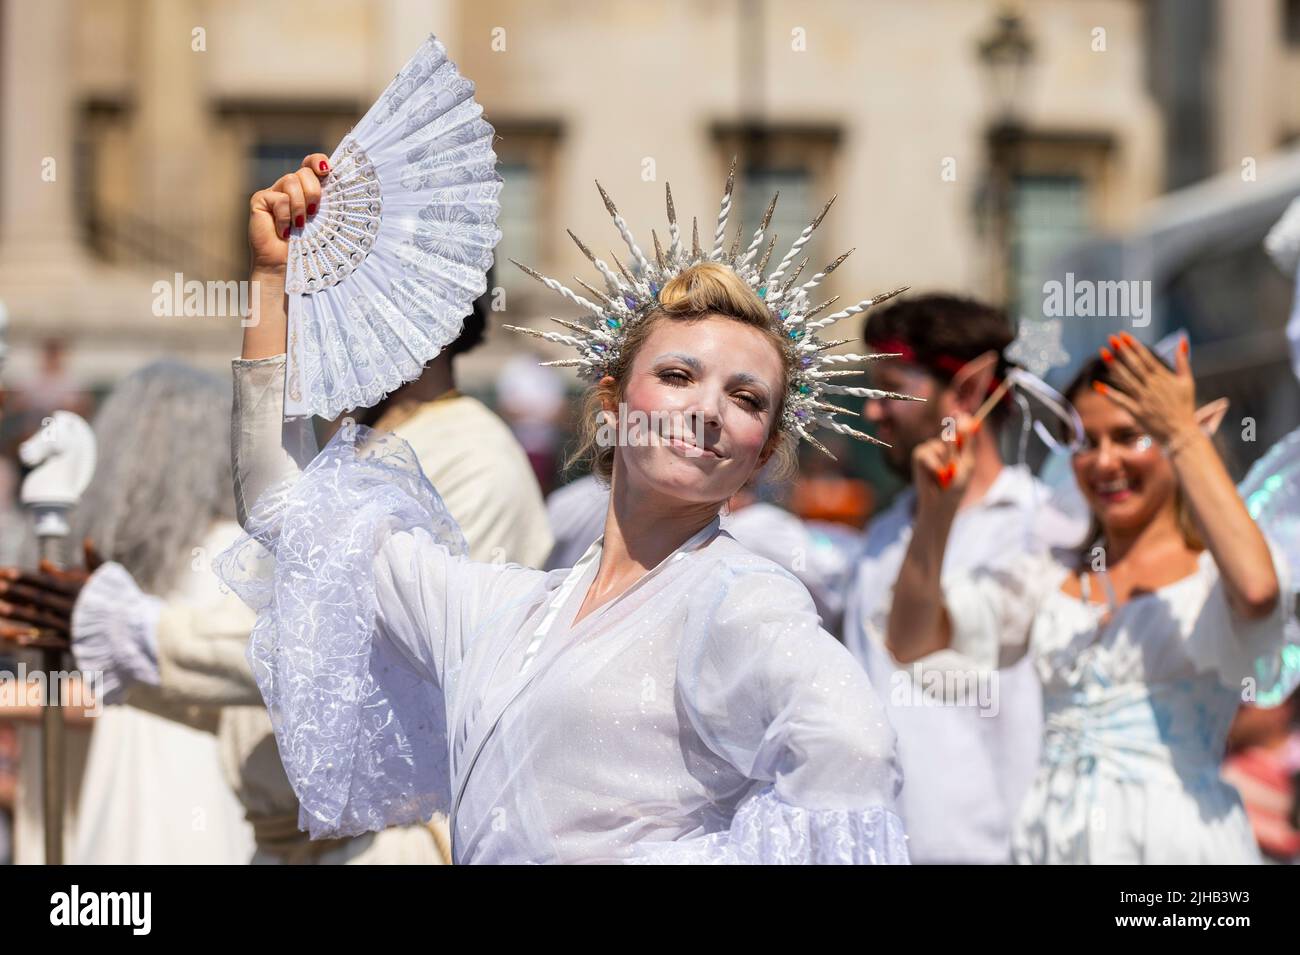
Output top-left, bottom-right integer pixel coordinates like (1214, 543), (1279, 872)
(219, 356), (909, 864)
(627, 785), (909, 864)
(938, 544), (1297, 864)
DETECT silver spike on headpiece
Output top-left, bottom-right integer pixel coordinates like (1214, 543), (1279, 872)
(506, 159), (920, 454)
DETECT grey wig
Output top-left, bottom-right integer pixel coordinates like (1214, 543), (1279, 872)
(71, 360), (235, 593)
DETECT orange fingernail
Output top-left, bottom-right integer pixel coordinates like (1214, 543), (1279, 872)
(956, 433), (965, 451)
(1100, 347), (1114, 364)
(970, 419), (982, 434)
(1108, 334), (1122, 351)
(1092, 381), (1108, 395)
(1121, 332), (1136, 346)
(1180, 338), (1189, 356)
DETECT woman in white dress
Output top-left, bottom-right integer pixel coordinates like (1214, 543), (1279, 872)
(885, 334), (1298, 863)
(217, 153), (913, 864)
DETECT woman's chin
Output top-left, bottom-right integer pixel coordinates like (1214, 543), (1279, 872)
(1092, 494), (1151, 531)
(629, 449), (732, 501)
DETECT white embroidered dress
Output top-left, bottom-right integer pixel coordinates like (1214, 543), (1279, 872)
(938, 547), (1298, 864)
(217, 355), (909, 864)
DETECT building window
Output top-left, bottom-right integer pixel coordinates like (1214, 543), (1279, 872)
(1011, 173), (1090, 321)
(740, 166), (815, 265)
(712, 124), (842, 270)
(491, 122), (562, 298)
(1286, 0), (1300, 46)
(219, 102), (359, 276)
(984, 131), (1114, 319)
(496, 160), (541, 291)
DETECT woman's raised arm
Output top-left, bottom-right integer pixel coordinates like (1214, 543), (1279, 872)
(232, 154), (330, 527)
(884, 422), (975, 664)
(1100, 336), (1281, 619)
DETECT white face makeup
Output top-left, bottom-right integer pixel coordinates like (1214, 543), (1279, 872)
(610, 315), (785, 506)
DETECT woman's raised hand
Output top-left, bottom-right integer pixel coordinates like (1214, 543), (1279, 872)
(1096, 333), (1198, 447)
(243, 153), (330, 359)
(248, 153), (331, 274)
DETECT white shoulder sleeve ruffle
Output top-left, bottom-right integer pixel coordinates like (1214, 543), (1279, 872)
(1185, 538), (1300, 705)
(640, 561), (909, 864)
(69, 561), (164, 704)
(942, 551), (1063, 670)
(215, 423), (469, 840)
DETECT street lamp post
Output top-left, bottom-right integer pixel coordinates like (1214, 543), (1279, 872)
(978, 7), (1035, 310)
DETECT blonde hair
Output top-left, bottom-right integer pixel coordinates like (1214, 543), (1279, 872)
(568, 262), (797, 484)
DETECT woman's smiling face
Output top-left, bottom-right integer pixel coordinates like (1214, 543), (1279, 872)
(607, 314), (786, 505)
(1070, 388), (1177, 533)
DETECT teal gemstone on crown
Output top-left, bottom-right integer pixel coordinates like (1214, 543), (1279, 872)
(799, 384), (810, 394)
(758, 286), (767, 299)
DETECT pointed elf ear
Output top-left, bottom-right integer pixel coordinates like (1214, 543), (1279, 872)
(1193, 397), (1229, 437)
(950, 350), (999, 413)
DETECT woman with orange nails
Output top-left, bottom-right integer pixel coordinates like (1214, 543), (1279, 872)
(885, 335), (1298, 863)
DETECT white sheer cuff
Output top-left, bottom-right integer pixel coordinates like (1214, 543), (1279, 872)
(628, 786), (910, 865)
(70, 562), (163, 704)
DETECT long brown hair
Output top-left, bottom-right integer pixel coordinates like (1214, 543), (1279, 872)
(1064, 353), (1205, 558)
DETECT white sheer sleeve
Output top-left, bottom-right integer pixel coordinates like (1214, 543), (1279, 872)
(941, 552), (1062, 671)
(634, 562), (909, 864)
(216, 354), (513, 840)
(230, 354), (319, 529)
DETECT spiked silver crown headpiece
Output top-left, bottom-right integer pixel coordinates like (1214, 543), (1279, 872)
(503, 158), (921, 456)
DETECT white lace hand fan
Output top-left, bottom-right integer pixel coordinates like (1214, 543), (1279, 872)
(283, 34), (501, 419)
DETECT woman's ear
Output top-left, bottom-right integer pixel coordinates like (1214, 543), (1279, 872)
(756, 430), (781, 472)
(950, 350), (999, 414)
(598, 375), (618, 414)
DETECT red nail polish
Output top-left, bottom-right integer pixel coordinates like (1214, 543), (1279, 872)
(1108, 335), (1122, 351)
(295, 214), (305, 228)
(319, 161), (329, 172)
(282, 227), (291, 239)
(970, 419), (982, 434)
(1179, 338), (1189, 356)
(1100, 347), (1114, 364)
(1092, 381), (1108, 395)
(1121, 332), (1136, 346)
(307, 204), (317, 216)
